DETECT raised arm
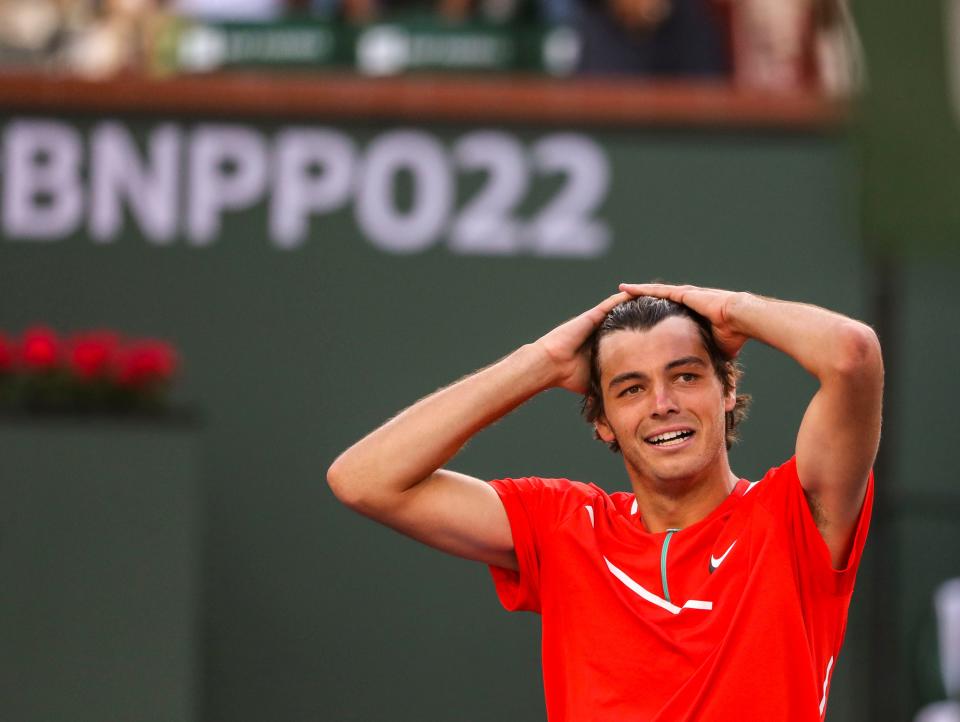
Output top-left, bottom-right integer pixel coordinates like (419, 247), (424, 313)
(619, 283), (883, 567)
(326, 292), (631, 571)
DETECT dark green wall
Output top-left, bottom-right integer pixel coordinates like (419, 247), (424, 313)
(0, 421), (200, 722)
(0, 115), (903, 721)
(857, 0), (960, 256)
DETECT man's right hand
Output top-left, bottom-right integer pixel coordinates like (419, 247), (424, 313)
(536, 291), (632, 394)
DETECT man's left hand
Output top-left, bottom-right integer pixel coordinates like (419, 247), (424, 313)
(618, 282), (749, 358)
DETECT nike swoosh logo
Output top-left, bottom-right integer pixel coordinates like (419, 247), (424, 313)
(709, 541), (737, 573)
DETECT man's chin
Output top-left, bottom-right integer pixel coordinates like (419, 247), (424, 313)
(652, 464), (700, 484)
(629, 454), (703, 486)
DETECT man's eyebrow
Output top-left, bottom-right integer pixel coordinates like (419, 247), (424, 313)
(608, 371), (648, 390)
(665, 356), (708, 371)
(607, 356), (708, 390)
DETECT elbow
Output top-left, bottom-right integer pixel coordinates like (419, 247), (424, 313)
(830, 322), (884, 383)
(326, 457), (365, 510)
(327, 454), (407, 517)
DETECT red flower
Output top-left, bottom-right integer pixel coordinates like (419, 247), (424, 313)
(21, 326), (60, 370)
(0, 333), (14, 372)
(68, 331), (120, 379)
(117, 340), (178, 387)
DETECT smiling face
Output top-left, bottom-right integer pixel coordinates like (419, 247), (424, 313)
(594, 316), (736, 493)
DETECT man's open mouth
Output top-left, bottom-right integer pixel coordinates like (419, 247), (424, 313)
(645, 430), (695, 447)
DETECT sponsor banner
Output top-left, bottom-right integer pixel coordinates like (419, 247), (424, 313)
(167, 19), (581, 76)
(0, 119), (611, 258)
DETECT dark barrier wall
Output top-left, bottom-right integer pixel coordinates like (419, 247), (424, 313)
(0, 98), (898, 721)
(0, 421), (200, 722)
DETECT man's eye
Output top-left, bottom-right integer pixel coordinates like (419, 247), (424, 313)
(679, 373), (698, 383)
(619, 384), (641, 397)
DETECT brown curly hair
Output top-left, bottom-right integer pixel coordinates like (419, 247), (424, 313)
(580, 296), (750, 453)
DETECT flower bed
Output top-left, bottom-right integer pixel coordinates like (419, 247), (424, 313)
(0, 326), (179, 413)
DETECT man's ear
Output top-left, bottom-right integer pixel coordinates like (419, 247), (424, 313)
(595, 415), (616, 444)
(724, 384), (737, 413)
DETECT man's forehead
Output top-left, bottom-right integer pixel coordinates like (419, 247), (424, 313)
(597, 318), (709, 374)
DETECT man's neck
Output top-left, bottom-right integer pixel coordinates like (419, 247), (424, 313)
(629, 463), (739, 534)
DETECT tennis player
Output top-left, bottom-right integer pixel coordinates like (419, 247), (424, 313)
(328, 282), (883, 721)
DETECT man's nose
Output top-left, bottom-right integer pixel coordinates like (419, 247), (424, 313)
(651, 384), (679, 416)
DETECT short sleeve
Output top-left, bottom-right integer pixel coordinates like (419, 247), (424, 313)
(487, 476), (573, 614)
(761, 456), (874, 596)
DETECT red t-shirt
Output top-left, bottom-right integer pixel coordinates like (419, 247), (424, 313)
(488, 457), (873, 722)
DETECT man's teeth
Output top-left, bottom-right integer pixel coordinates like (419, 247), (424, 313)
(648, 430), (693, 446)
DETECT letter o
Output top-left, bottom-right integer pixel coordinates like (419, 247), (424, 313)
(355, 130), (452, 254)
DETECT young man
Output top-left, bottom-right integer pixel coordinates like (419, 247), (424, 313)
(327, 283), (883, 722)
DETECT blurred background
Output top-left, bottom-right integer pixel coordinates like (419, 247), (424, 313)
(0, 0), (957, 720)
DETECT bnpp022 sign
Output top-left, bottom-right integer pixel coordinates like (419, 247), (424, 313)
(0, 120), (612, 258)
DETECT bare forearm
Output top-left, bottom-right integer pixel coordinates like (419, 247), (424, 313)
(727, 293), (882, 382)
(328, 290), (632, 511)
(327, 343), (556, 506)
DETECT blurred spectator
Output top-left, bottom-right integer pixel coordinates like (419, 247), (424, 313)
(917, 703), (960, 722)
(563, 0), (863, 87)
(730, 0), (863, 93)
(0, 0), (70, 68)
(914, 578), (960, 722)
(731, 0), (808, 89)
(63, 0), (167, 78)
(326, 0), (521, 25)
(812, 0), (864, 95)
(572, 0), (730, 76)
(172, 0), (286, 21)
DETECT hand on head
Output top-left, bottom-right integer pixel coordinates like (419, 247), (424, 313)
(535, 291), (632, 394)
(617, 282), (749, 358)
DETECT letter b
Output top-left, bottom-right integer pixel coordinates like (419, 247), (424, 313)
(3, 120), (84, 240)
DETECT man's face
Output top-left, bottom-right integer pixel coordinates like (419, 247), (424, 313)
(594, 316), (735, 490)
